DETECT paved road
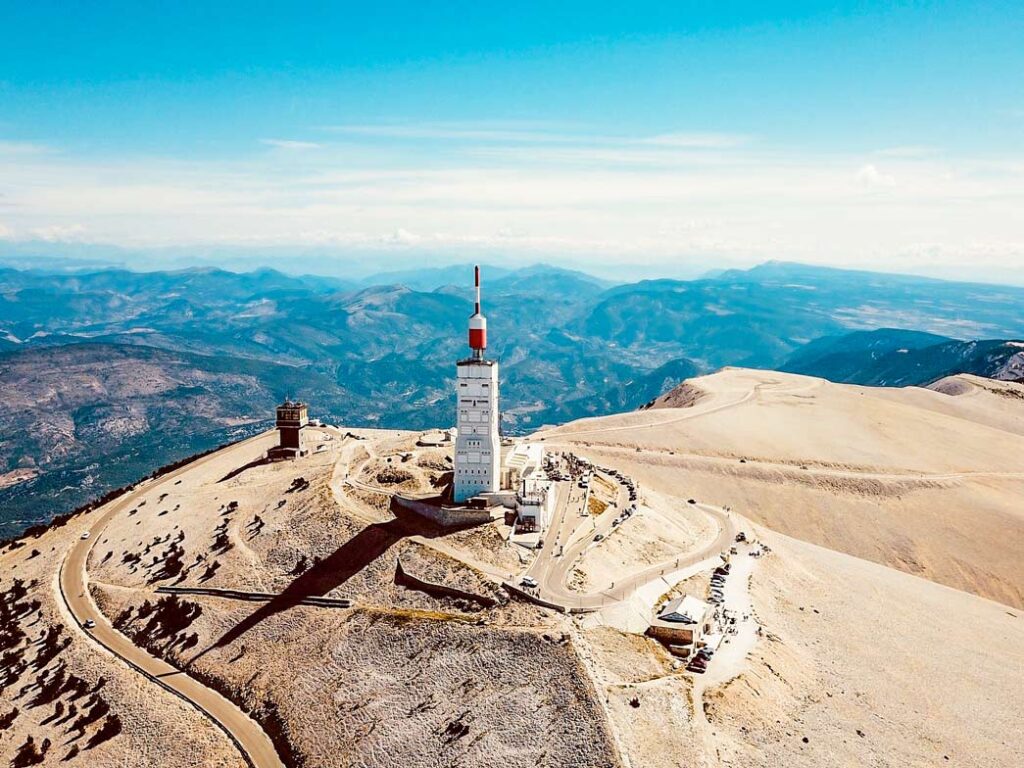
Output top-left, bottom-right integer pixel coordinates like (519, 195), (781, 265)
(59, 432), (285, 768)
(516, 459), (736, 612)
(537, 377), (825, 443)
(537, 387), (757, 442)
(537, 441), (1024, 483)
(536, 500), (734, 611)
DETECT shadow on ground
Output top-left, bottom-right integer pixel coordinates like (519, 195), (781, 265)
(217, 457), (272, 484)
(189, 504), (468, 661)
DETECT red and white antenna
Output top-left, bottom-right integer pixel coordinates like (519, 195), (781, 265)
(468, 265), (487, 357)
(474, 264), (481, 314)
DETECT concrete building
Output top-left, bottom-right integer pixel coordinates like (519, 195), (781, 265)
(516, 490), (553, 532)
(453, 266), (501, 503)
(268, 399), (309, 460)
(646, 595), (713, 657)
(503, 442), (544, 489)
(503, 443), (554, 532)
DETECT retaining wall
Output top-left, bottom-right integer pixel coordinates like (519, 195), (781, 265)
(394, 559), (498, 608)
(393, 494), (494, 528)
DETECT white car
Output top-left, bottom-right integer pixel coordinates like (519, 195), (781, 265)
(83, 619), (96, 629)
(80, 532), (90, 540)
(520, 576), (538, 588)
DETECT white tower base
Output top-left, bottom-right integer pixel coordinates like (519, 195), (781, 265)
(453, 358), (501, 502)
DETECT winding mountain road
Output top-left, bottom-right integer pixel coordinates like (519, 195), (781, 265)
(518, 465), (735, 612)
(59, 433), (284, 768)
(537, 376), (821, 443)
(547, 503), (733, 610)
(551, 442), (1024, 483)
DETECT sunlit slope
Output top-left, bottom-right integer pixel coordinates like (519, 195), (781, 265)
(539, 368), (1024, 608)
(703, 527), (1024, 767)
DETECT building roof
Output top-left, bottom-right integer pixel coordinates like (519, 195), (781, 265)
(505, 442), (544, 471)
(656, 595), (711, 625)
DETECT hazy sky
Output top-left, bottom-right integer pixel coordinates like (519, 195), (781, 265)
(1, 1), (1023, 281)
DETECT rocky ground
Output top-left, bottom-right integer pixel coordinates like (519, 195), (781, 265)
(0, 505), (240, 767)
(82, 428), (618, 768)
(3, 369), (1023, 767)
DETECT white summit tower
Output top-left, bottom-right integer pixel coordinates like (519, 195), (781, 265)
(453, 265), (501, 503)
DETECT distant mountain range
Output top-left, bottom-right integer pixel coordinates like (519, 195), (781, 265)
(2, 259), (1024, 535)
(782, 329), (1024, 386)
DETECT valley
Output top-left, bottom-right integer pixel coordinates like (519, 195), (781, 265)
(2, 261), (1023, 538)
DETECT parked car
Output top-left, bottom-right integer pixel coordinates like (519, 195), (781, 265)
(594, 533), (605, 542)
(520, 576), (538, 588)
(80, 532), (90, 540)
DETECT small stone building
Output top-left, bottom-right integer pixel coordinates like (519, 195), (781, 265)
(646, 595), (712, 657)
(268, 399), (309, 460)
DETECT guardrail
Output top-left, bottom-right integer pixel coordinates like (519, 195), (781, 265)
(155, 586), (352, 609)
(501, 581), (598, 614)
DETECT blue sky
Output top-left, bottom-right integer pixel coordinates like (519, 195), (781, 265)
(1, 1), (1023, 280)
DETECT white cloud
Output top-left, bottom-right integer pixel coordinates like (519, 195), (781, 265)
(321, 122), (584, 144)
(639, 132), (750, 149)
(0, 133), (1023, 282)
(873, 145), (939, 158)
(855, 163), (896, 187)
(326, 123), (752, 151)
(0, 222), (12, 239)
(0, 140), (53, 156)
(260, 139), (322, 150)
(29, 224), (88, 242)
(380, 228), (422, 245)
